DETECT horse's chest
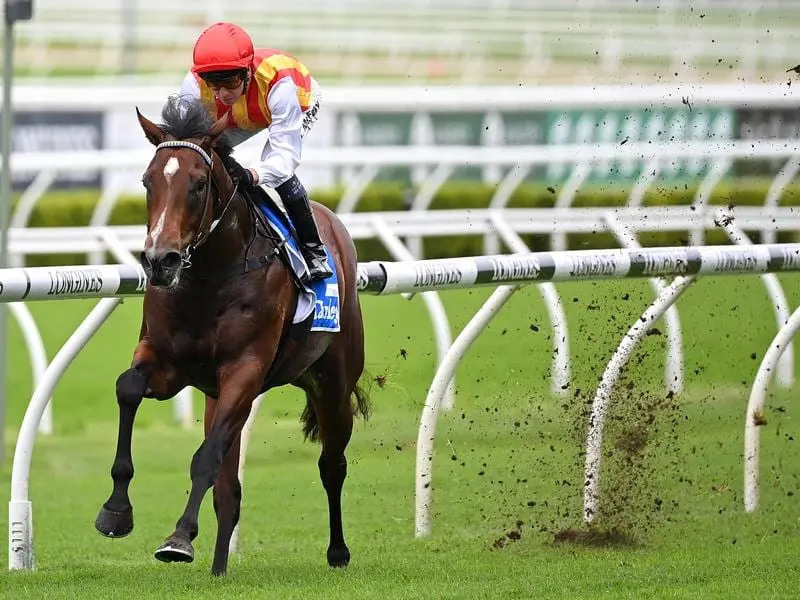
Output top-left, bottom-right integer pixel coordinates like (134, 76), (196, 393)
(147, 295), (262, 362)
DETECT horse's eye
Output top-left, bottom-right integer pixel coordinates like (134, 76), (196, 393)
(196, 180), (207, 194)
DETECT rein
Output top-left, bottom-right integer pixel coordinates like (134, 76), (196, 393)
(152, 140), (285, 280)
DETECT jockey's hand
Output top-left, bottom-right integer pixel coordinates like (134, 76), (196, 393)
(226, 160), (256, 189)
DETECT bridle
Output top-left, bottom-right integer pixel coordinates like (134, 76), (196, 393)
(153, 140), (239, 268)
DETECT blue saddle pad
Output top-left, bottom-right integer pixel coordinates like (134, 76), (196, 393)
(254, 197), (340, 333)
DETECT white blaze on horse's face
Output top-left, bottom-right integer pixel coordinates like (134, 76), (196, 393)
(149, 156), (181, 247)
(163, 156), (180, 183)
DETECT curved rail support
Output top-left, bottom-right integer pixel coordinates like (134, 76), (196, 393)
(8, 303), (51, 435)
(489, 210), (570, 396)
(604, 213), (684, 395)
(406, 164), (457, 258)
(716, 208), (794, 389)
(484, 164), (533, 255)
(761, 154), (800, 244)
(336, 165), (380, 215)
(552, 162), (592, 251)
(416, 284), (519, 537)
(688, 157), (731, 247)
(370, 216), (456, 410)
(9, 297), (123, 571)
(744, 304), (800, 513)
(583, 275), (695, 524)
(88, 178), (126, 264)
(9, 170), (57, 230)
(626, 158), (661, 208)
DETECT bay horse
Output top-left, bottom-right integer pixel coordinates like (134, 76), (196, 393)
(93, 96), (370, 576)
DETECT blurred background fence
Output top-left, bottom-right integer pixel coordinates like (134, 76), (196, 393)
(4, 0), (798, 84)
(2, 0), (800, 264)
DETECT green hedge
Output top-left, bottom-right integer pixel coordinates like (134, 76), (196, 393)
(16, 178), (800, 265)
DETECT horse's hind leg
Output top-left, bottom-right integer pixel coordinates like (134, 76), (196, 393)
(304, 321), (366, 567)
(302, 376), (354, 568)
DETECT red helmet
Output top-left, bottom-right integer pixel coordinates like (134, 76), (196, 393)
(191, 22), (254, 75)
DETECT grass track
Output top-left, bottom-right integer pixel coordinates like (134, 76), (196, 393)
(1, 275), (799, 598)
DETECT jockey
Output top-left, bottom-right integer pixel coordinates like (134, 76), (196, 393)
(179, 21), (332, 283)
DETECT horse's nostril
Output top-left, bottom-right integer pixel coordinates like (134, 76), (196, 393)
(161, 251), (183, 273)
(140, 251), (153, 272)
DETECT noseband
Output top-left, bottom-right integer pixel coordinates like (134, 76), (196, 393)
(154, 140), (238, 268)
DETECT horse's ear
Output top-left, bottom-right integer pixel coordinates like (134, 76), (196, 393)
(136, 107), (165, 146)
(200, 111), (230, 148)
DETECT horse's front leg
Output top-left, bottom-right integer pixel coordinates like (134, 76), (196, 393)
(153, 358), (265, 566)
(95, 340), (179, 538)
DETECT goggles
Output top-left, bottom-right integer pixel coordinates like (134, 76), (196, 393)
(200, 70), (246, 91)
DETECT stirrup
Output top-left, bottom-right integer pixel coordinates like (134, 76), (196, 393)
(301, 245), (333, 282)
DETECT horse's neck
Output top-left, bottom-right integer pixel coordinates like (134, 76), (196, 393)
(192, 194), (256, 270)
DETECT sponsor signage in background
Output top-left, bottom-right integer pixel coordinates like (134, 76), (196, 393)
(734, 108), (800, 176)
(336, 112), (415, 184)
(428, 112), (486, 181)
(542, 107), (735, 183)
(334, 107), (735, 186)
(9, 112), (103, 190)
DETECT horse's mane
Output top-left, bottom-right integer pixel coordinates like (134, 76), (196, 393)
(158, 94), (234, 159)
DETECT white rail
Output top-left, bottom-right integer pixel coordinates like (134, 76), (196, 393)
(6, 82), (796, 111)
(7, 243), (800, 568)
(8, 205), (800, 434)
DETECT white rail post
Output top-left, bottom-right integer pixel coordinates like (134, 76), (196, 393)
(744, 304), (800, 513)
(488, 210), (570, 396)
(369, 216), (456, 410)
(484, 164), (533, 255)
(8, 303), (51, 435)
(552, 162), (592, 251)
(761, 154), (800, 245)
(9, 171), (57, 229)
(9, 297), (123, 571)
(583, 275), (695, 523)
(334, 165), (380, 215)
(416, 285), (519, 537)
(688, 157), (731, 247)
(626, 159), (661, 208)
(604, 213), (684, 396)
(88, 179), (126, 264)
(715, 207), (794, 389)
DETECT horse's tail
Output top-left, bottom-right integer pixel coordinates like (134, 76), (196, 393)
(300, 371), (372, 443)
(351, 371), (372, 422)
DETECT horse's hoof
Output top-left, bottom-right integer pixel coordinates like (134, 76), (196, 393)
(94, 505), (134, 538)
(327, 545), (350, 568)
(154, 536), (195, 563)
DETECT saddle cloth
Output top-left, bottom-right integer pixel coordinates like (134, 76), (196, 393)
(251, 194), (341, 333)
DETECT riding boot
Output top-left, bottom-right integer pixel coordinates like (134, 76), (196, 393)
(276, 175), (333, 283)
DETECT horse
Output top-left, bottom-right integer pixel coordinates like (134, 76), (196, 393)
(93, 96), (371, 576)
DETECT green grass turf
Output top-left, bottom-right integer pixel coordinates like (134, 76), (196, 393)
(1, 275), (799, 598)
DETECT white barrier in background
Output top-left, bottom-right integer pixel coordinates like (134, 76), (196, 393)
(7, 242), (800, 568)
(13, 6), (794, 82)
(7, 82), (796, 112)
(743, 305), (800, 514)
(9, 139), (800, 234)
(7, 136), (800, 419)
(8, 204), (800, 438)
